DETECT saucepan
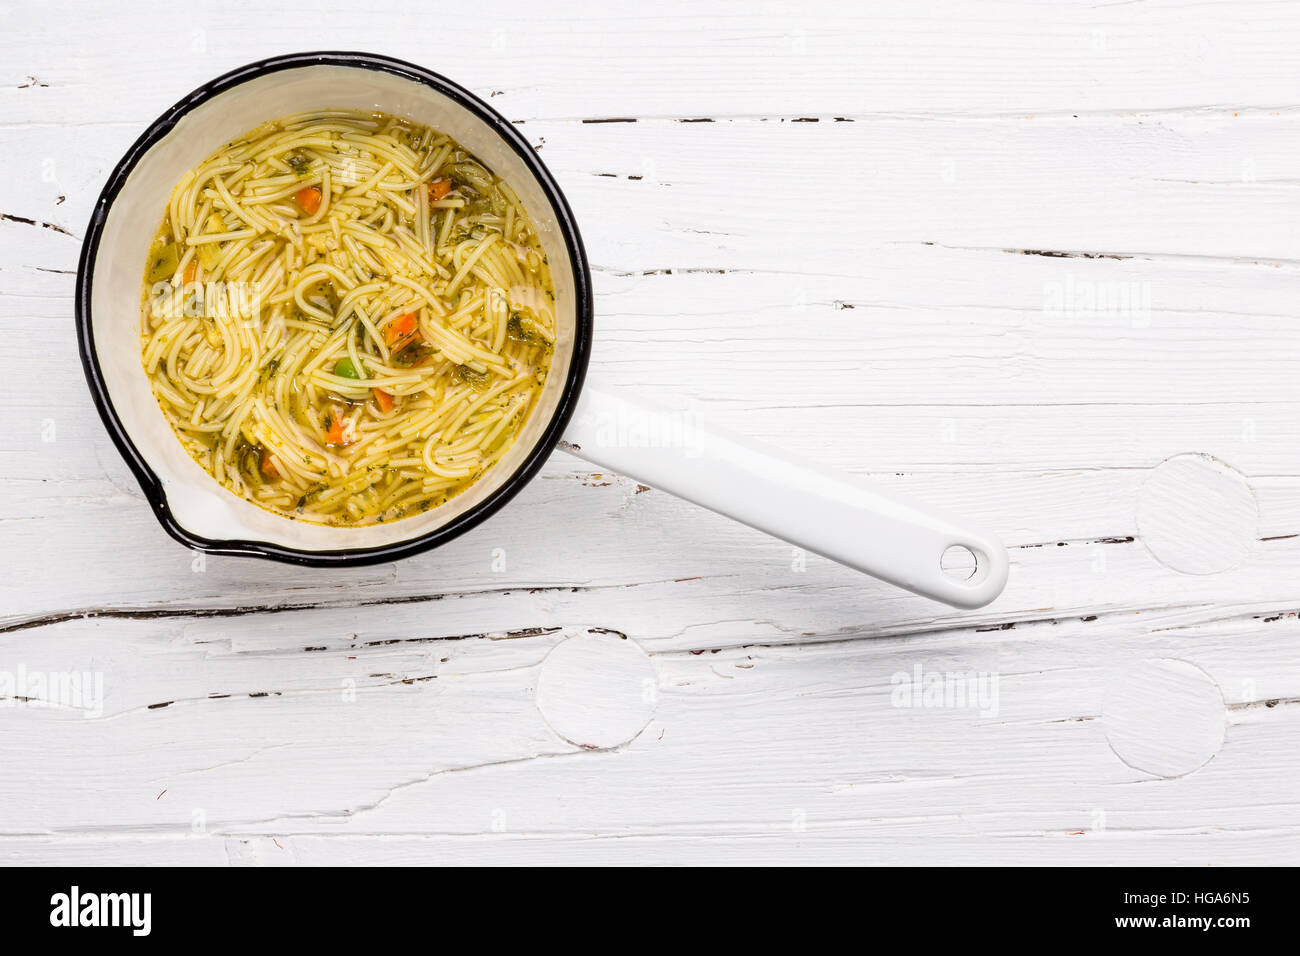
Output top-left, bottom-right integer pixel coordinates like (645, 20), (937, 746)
(75, 52), (1009, 608)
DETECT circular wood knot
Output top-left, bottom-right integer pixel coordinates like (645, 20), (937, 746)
(1102, 658), (1225, 778)
(535, 630), (657, 750)
(1137, 453), (1258, 575)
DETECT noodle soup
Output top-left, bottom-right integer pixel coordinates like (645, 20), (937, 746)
(140, 110), (555, 526)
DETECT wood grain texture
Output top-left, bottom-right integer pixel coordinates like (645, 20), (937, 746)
(0, 0), (1297, 865)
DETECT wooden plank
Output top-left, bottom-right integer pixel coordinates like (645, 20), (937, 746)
(4, 1), (1300, 122)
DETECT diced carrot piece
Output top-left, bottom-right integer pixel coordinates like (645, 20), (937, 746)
(384, 312), (419, 352)
(260, 447), (279, 479)
(427, 178), (451, 201)
(325, 407), (353, 446)
(374, 388), (395, 413)
(183, 258), (198, 284)
(294, 186), (322, 215)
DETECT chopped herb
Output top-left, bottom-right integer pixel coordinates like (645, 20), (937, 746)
(507, 312), (540, 343)
(453, 364), (490, 389)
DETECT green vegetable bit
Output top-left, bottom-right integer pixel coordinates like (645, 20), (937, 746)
(453, 364), (490, 389)
(450, 160), (495, 195)
(507, 312), (540, 343)
(146, 242), (181, 283)
(334, 358), (362, 379)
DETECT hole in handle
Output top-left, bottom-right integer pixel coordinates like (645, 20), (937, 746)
(940, 544), (980, 582)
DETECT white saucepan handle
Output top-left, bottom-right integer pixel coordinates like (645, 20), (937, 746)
(559, 386), (1009, 609)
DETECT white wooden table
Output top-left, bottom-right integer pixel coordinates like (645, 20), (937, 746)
(2, 0), (1298, 866)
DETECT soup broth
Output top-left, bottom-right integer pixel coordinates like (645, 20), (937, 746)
(140, 110), (555, 526)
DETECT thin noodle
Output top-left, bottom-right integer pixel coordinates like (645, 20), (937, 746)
(141, 110), (555, 526)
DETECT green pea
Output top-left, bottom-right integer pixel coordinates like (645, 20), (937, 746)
(334, 358), (362, 379)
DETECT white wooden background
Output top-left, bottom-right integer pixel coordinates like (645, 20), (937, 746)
(1, 0), (1298, 865)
